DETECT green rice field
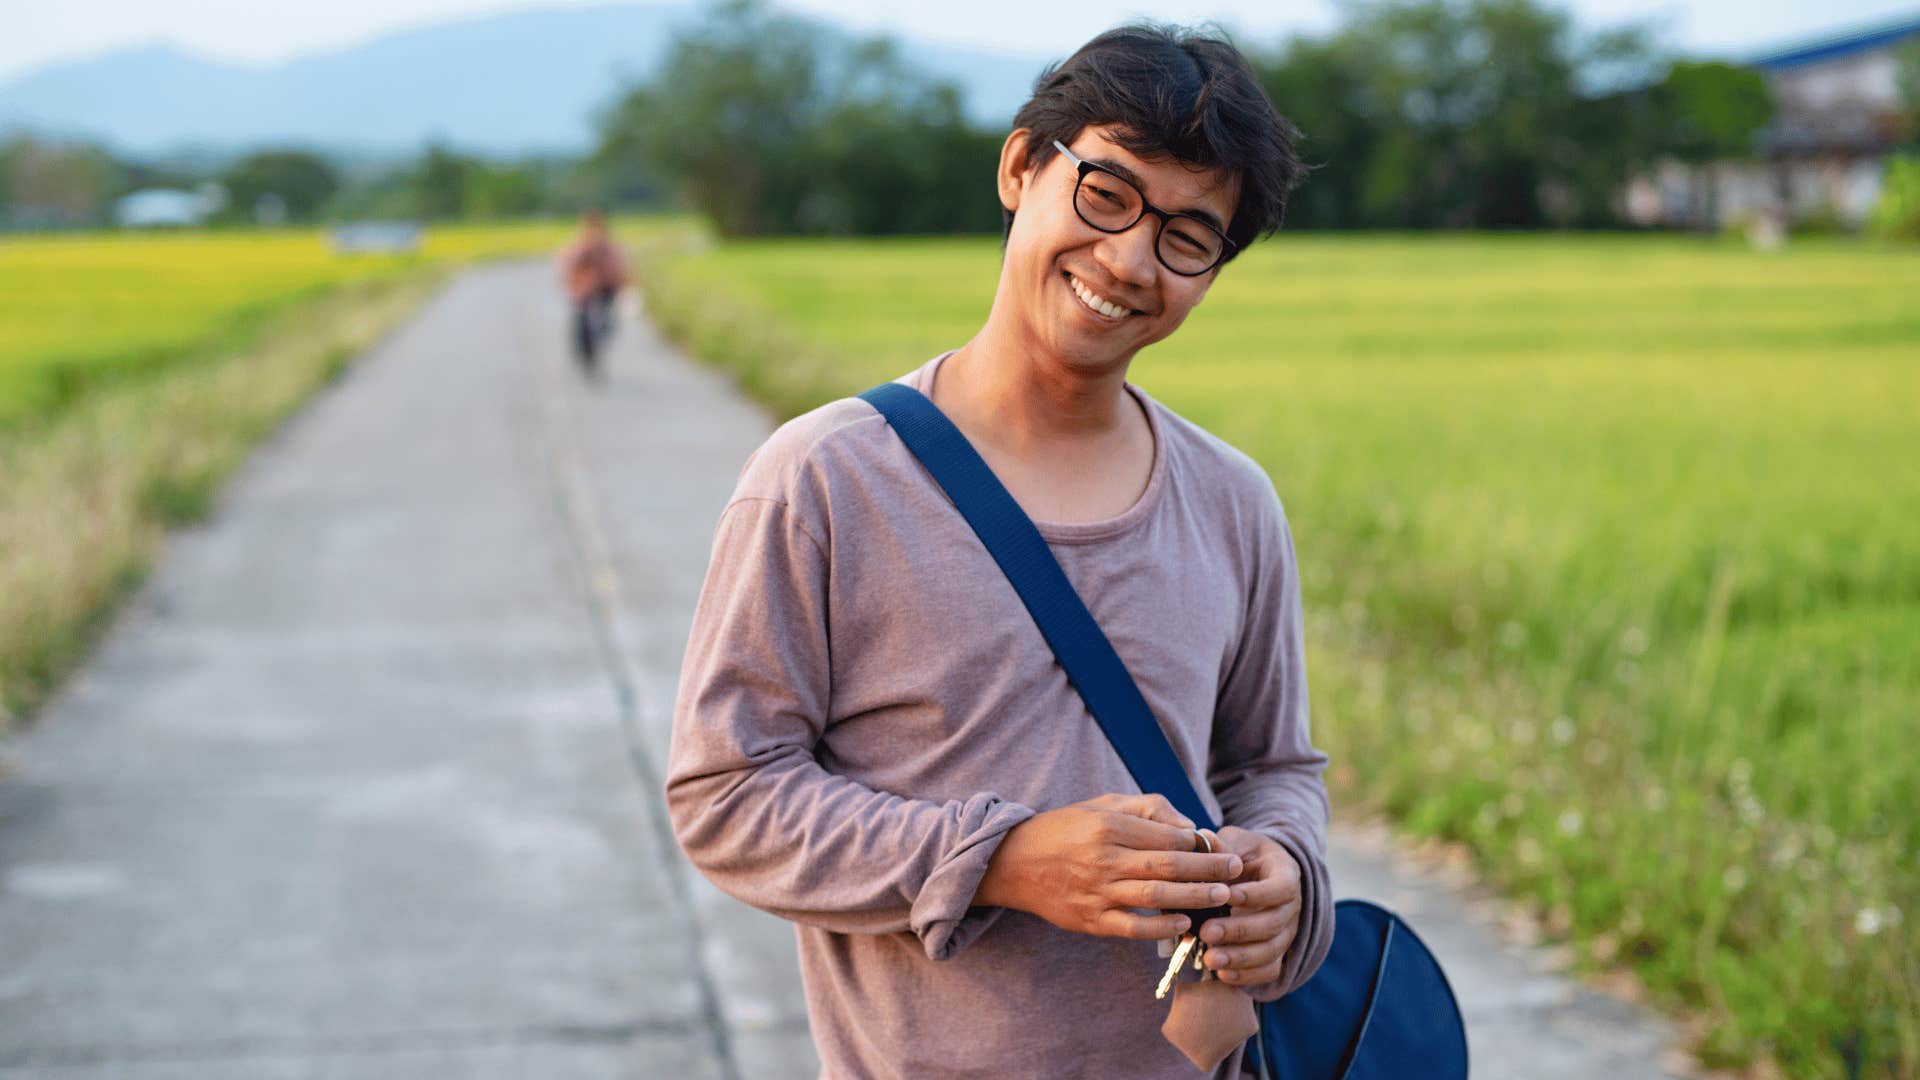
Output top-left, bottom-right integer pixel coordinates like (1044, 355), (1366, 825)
(641, 233), (1920, 1077)
(0, 223), (581, 428)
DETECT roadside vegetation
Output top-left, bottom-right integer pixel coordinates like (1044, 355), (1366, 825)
(0, 222), (585, 728)
(639, 232), (1920, 1077)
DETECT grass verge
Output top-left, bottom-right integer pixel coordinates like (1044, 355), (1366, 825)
(0, 272), (442, 729)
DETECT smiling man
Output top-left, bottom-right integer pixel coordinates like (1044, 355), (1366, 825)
(667, 24), (1332, 1078)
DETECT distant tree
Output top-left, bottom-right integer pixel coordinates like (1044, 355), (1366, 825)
(465, 161), (545, 219)
(1253, 0), (1665, 228)
(1625, 60), (1773, 229)
(1256, 36), (1378, 229)
(592, 0), (998, 236)
(222, 149), (340, 223)
(114, 158), (199, 198)
(581, 99), (664, 211)
(1, 135), (120, 227)
(593, 0), (825, 236)
(1868, 154), (1920, 239)
(1890, 38), (1920, 149)
(1376, 0), (1655, 227)
(792, 47), (1002, 235)
(1648, 61), (1772, 162)
(321, 148), (573, 221)
(414, 143), (474, 220)
(0, 140), (14, 221)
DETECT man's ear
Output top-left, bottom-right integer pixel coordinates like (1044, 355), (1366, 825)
(998, 128), (1037, 214)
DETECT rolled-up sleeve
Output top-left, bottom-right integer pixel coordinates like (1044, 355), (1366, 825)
(666, 496), (1034, 959)
(1208, 494), (1334, 1000)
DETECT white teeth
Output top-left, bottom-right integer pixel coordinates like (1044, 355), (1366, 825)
(1069, 274), (1130, 319)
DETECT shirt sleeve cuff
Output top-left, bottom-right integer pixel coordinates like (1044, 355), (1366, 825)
(910, 796), (1038, 961)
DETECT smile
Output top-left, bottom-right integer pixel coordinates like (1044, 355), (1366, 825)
(1065, 272), (1138, 320)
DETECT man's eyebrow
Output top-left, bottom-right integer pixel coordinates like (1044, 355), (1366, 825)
(1088, 155), (1228, 234)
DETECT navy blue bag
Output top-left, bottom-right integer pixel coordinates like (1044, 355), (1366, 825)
(859, 382), (1469, 1079)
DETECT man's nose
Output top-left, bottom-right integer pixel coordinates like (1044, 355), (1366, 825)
(1094, 216), (1160, 293)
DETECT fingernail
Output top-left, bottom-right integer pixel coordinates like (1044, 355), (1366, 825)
(1230, 888), (1247, 905)
(1227, 856), (1243, 876)
(1175, 917), (1191, 934)
(1209, 885), (1229, 904)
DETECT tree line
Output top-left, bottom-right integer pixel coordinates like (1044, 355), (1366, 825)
(586, 2), (1002, 236)
(592, 0), (1783, 236)
(0, 137), (600, 230)
(1256, 0), (1774, 228)
(14, 0), (1906, 236)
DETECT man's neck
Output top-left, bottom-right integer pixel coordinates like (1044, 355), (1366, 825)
(935, 322), (1136, 457)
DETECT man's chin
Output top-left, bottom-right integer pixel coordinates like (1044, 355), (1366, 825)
(1046, 326), (1142, 374)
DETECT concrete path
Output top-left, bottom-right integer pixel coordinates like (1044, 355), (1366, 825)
(0, 263), (1687, 1078)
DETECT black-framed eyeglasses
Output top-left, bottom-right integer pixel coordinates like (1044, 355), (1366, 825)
(1052, 139), (1236, 277)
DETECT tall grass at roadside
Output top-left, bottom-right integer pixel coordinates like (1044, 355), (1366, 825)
(638, 233), (1920, 1077)
(0, 276), (435, 725)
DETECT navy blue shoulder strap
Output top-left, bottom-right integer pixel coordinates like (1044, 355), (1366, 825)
(858, 380), (1219, 832)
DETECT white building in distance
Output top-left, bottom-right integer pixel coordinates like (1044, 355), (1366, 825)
(1626, 14), (1920, 231)
(113, 183), (228, 228)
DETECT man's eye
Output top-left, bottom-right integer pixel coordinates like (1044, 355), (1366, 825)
(1166, 225), (1212, 256)
(1085, 181), (1129, 208)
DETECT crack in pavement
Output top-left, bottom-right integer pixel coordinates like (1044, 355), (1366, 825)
(522, 299), (741, 1080)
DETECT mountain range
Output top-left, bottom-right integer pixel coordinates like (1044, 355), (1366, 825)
(0, 3), (1051, 158)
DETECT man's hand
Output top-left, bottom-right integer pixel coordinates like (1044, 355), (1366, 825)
(1197, 826), (1302, 986)
(976, 794), (1244, 941)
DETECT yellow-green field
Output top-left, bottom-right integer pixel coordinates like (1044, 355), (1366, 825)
(0, 220), (597, 726)
(641, 233), (1920, 1077)
(0, 223), (581, 427)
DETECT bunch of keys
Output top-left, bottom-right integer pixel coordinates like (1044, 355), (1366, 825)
(1155, 929), (1209, 999)
(1155, 829), (1230, 1000)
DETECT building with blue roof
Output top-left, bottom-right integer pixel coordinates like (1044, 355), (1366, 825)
(1625, 13), (1918, 232)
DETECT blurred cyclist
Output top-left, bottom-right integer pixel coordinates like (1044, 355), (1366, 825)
(556, 209), (631, 378)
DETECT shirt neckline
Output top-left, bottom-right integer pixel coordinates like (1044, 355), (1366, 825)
(906, 350), (1168, 545)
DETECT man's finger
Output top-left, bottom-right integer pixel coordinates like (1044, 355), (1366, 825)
(1199, 902), (1294, 946)
(1230, 857), (1302, 909)
(1093, 908), (1192, 942)
(1103, 811), (1200, 853)
(1204, 933), (1289, 973)
(1114, 849), (1243, 883)
(1216, 955), (1286, 986)
(1108, 879), (1233, 912)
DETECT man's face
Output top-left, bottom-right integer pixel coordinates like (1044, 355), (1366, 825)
(997, 123), (1240, 373)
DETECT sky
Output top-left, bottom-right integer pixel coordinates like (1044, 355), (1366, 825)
(5, 0), (1918, 81)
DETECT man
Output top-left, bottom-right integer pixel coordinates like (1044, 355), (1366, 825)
(668, 24), (1331, 1078)
(556, 209), (630, 376)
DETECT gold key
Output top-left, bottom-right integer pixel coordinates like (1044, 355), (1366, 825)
(1154, 828), (1218, 1000)
(1156, 933), (1198, 999)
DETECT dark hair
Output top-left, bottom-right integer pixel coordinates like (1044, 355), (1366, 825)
(1006, 24), (1304, 263)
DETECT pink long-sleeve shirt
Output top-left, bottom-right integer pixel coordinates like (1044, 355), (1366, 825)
(667, 351), (1333, 1078)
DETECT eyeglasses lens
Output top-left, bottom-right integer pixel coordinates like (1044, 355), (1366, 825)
(1073, 171), (1224, 276)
